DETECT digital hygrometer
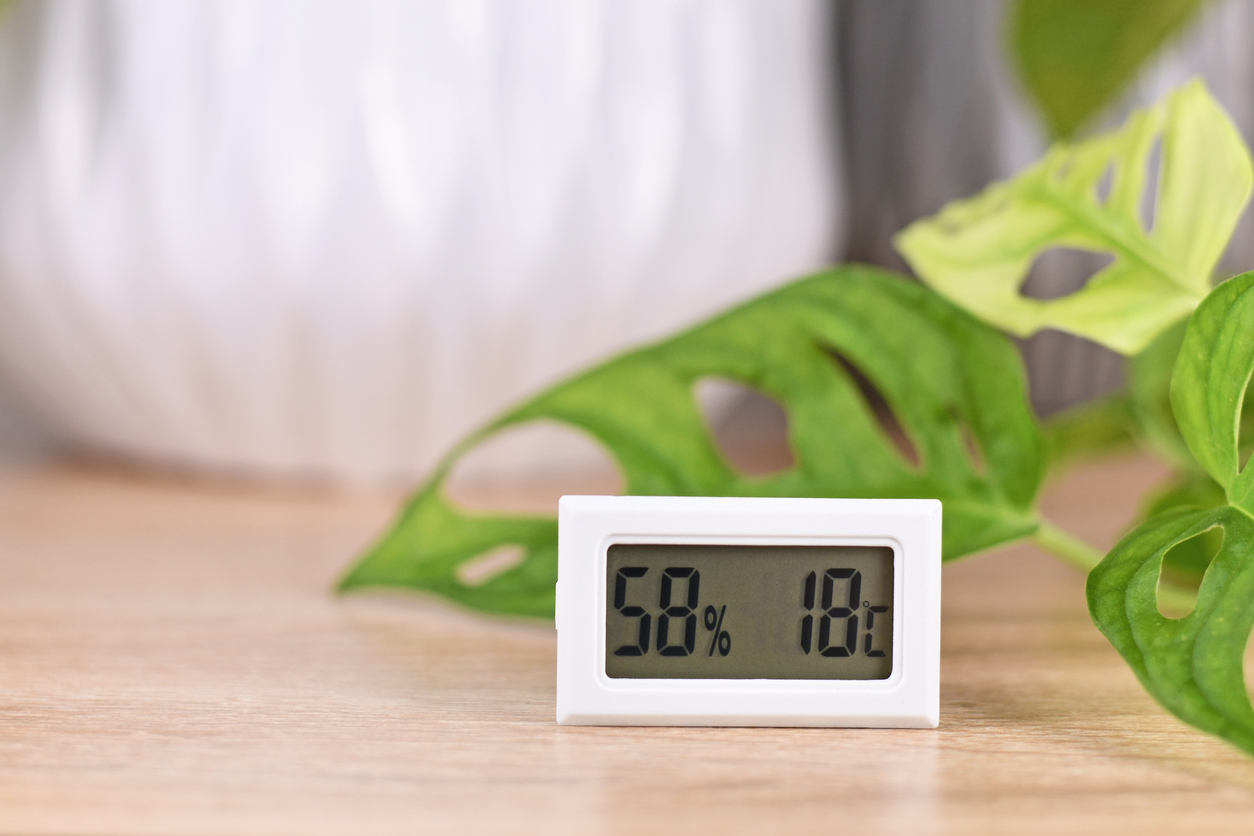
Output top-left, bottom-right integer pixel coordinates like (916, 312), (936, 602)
(555, 495), (941, 727)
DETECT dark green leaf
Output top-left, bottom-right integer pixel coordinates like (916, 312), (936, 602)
(340, 266), (1045, 616)
(1088, 505), (1254, 755)
(1039, 315), (1250, 478)
(1171, 271), (1254, 514)
(1140, 470), (1226, 585)
(1042, 394), (1138, 472)
(1010, 0), (1209, 139)
(1100, 313), (1254, 588)
(1127, 319), (1197, 469)
(1090, 271), (1254, 756)
(1042, 323), (1224, 582)
(1039, 320), (1190, 476)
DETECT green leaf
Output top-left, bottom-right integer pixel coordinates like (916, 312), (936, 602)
(1172, 271), (1254, 514)
(1088, 505), (1254, 755)
(1127, 319), (1198, 469)
(1090, 272), (1254, 756)
(340, 266), (1045, 617)
(1121, 320), (1227, 586)
(1039, 321), (1189, 477)
(1040, 316), (1245, 478)
(1140, 470), (1227, 585)
(894, 80), (1253, 356)
(1104, 310), (1254, 587)
(1041, 393), (1138, 472)
(1010, 0), (1210, 139)
(1041, 322), (1225, 582)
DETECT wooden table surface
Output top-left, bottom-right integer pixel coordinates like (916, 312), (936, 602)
(3, 455), (1254, 835)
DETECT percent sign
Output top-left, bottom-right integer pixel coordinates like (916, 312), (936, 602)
(703, 605), (731, 657)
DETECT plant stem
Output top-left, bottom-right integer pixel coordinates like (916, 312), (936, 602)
(1031, 519), (1197, 614)
(1031, 520), (1104, 572)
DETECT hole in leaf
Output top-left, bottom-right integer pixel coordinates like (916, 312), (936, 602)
(1020, 248), (1116, 301)
(694, 378), (794, 477)
(1240, 373), (1254, 472)
(445, 420), (623, 514)
(955, 413), (987, 475)
(826, 350), (920, 468)
(1141, 136), (1162, 234)
(1246, 632), (1254, 700)
(1094, 163), (1113, 205)
(456, 545), (526, 587)
(693, 376), (745, 425)
(1158, 525), (1223, 618)
(1054, 154), (1075, 182)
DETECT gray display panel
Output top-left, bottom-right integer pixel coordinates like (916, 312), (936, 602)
(605, 544), (894, 680)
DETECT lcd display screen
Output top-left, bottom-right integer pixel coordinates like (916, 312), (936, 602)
(605, 543), (894, 680)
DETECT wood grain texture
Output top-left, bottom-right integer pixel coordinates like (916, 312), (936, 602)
(3, 456), (1254, 835)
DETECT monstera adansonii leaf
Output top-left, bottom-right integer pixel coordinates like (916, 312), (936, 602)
(340, 266), (1045, 617)
(895, 80), (1252, 356)
(1089, 271), (1254, 755)
(1010, 0), (1211, 140)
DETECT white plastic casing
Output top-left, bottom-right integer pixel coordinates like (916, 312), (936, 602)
(556, 495), (941, 727)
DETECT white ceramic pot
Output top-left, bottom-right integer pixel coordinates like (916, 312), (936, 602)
(0, 0), (838, 481)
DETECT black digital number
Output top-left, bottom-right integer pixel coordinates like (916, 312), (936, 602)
(801, 567), (890, 659)
(656, 567), (700, 656)
(800, 570), (817, 654)
(818, 568), (860, 657)
(612, 567), (651, 656)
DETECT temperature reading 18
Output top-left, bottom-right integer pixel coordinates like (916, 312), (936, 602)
(605, 543), (894, 680)
(799, 569), (890, 658)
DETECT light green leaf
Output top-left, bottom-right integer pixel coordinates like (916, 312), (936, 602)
(1172, 271), (1254, 514)
(895, 80), (1252, 356)
(340, 266), (1045, 617)
(1088, 505), (1254, 755)
(1010, 0), (1210, 139)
